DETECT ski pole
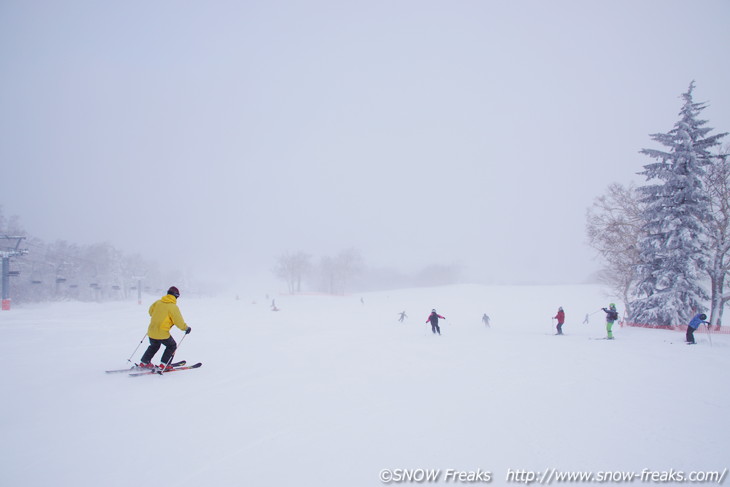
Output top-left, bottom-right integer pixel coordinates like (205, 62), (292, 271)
(706, 323), (713, 348)
(162, 331), (188, 371)
(126, 333), (148, 364)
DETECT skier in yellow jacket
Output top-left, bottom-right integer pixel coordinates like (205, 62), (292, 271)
(139, 286), (191, 370)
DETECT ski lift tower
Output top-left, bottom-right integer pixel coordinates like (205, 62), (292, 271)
(1, 236), (28, 310)
(132, 274), (145, 305)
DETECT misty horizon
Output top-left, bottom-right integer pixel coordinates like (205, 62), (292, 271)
(1, 1), (729, 289)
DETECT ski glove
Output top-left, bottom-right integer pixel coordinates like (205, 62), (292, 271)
(185, 326), (192, 334)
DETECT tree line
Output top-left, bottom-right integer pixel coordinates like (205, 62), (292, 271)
(587, 81), (728, 327)
(0, 208), (179, 303)
(273, 249), (462, 295)
(273, 249), (363, 295)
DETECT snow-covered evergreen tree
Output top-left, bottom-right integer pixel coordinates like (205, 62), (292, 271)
(632, 81), (726, 325)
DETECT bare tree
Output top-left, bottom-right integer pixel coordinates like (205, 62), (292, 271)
(702, 145), (730, 327)
(318, 255), (336, 294)
(586, 183), (645, 317)
(273, 251), (312, 294)
(317, 248), (363, 295)
(334, 248), (363, 293)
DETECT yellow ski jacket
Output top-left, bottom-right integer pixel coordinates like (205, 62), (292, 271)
(147, 294), (189, 339)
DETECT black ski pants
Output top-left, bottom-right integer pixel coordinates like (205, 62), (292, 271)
(140, 336), (177, 364)
(430, 322), (441, 335)
(686, 326), (696, 344)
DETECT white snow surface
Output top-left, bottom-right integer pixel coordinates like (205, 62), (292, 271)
(1, 284), (728, 487)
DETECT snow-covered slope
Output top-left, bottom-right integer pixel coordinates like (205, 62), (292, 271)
(1, 284), (727, 486)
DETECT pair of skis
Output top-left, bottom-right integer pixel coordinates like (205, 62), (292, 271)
(130, 362), (202, 377)
(105, 360), (203, 377)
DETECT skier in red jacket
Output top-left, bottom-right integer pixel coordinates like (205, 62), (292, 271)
(553, 307), (565, 335)
(426, 309), (446, 335)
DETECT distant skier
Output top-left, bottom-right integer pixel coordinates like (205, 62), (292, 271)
(426, 309), (446, 335)
(686, 313), (710, 345)
(553, 307), (565, 335)
(482, 313), (490, 327)
(583, 313), (589, 324)
(398, 311), (408, 322)
(601, 303), (619, 339)
(139, 286), (191, 370)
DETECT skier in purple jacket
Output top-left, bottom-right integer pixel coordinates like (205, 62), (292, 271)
(426, 309), (446, 335)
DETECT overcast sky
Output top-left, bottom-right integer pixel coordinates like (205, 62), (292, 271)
(1, 0), (729, 287)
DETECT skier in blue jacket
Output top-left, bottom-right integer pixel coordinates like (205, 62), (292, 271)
(686, 313), (710, 344)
